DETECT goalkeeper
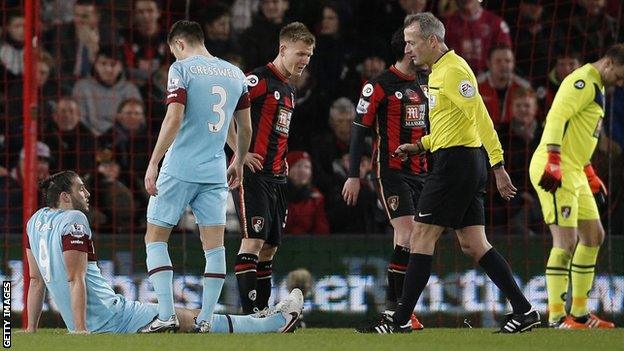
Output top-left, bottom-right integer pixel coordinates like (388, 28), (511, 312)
(529, 44), (624, 329)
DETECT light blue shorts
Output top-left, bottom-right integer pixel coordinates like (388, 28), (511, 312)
(147, 172), (228, 227)
(92, 297), (158, 334)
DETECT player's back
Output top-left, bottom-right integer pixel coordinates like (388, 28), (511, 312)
(26, 208), (120, 332)
(161, 55), (247, 183)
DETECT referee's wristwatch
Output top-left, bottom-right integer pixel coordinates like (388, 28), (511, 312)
(491, 161), (504, 170)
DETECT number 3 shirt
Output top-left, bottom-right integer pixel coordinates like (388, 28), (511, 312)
(162, 55), (249, 184)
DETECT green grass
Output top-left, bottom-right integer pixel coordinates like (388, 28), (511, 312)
(9, 328), (624, 351)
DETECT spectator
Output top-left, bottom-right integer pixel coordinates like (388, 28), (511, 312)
(444, 0), (512, 73)
(288, 69), (330, 150)
(554, 0), (618, 62)
(239, 0), (289, 70)
(230, 0), (260, 35)
(72, 45), (142, 136)
(309, 97), (355, 193)
(478, 44), (531, 127)
(339, 53), (387, 103)
(42, 96), (97, 176)
(98, 98), (150, 228)
(45, 0), (116, 80)
(284, 151), (329, 235)
(0, 142), (51, 234)
(0, 11), (24, 84)
(90, 148), (135, 234)
(309, 3), (354, 99)
(537, 51), (582, 114)
(201, 2), (241, 59)
(489, 87), (543, 235)
(325, 152), (386, 234)
(121, 0), (168, 84)
(511, 0), (551, 82)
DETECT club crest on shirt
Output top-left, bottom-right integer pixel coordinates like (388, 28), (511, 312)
(459, 80), (476, 98)
(362, 83), (374, 97)
(252, 216), (265, 233)
(387, 196), (399, 211)
(395, 91), (403, 99)
(561, 206), (572, 219)
(167, 78), (180, 92)
(246, 75), (259, 87)
(274, 91), (281, 100)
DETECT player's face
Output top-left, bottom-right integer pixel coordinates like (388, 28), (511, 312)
(604, 61), (624, 87)
(404, 23), (431, 67)
(282, 40), (314, 77)
(69, 177), (91, 213)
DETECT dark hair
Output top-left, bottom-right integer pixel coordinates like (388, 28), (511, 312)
(390, 27), (406, 61)
(39, 171), (79, 208)
(134, 0), (161, 9)
(168, 20), (205, 45)
(605, 44), (624, 66)
(75, 0), (97, 8)
(487, 43), (513, 60)
(95, 45), (123, 62)
(279, 22), (315, 46)
(201, 2), (230, 26)
(555, 50), (582, 62)
(117, 97), (144, 113)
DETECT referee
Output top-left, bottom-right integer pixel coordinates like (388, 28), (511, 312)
(364, 13), (539, 334)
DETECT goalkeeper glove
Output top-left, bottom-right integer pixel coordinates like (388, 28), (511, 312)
(538, 150), (562, 193)
(584, 164), (608, 209)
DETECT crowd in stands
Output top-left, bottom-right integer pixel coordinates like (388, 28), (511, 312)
(1, 0), (623, 236)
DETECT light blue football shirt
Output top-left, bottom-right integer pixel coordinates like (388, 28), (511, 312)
(161, 55), (248, 183)
(26, 208), (121, 332)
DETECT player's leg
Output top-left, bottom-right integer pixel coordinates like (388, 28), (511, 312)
(231, 175), (270, 313)
(191, 183), (230, 331)
(388, 216), (413, 310)
(569, 185), (613, 328)
(257, 243), (278, 310)
(142, 173), (191, 331)
(255, 182), (286, 310)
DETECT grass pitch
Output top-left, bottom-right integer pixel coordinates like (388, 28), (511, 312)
(11, 328), (624, 351)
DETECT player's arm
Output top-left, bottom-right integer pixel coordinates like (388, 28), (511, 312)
(227, 107), (252, 189)
(64, 249), (88, 333)
(227, 115), (263, 172)
(25, 248), (45, 333)
(538, 77), (593, 193)
(343, 82), (382, 206)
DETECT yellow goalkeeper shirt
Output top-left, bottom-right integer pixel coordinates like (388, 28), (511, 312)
(421, 50), (504, 167)
(534, 63), (604, 171)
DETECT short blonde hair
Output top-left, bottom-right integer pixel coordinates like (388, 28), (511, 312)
(279, 22), (315, 47)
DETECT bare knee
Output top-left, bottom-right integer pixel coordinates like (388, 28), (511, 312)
(259, 245), (278, 261)
(578, 221), (605, 247)
(239, 238), (264, 255)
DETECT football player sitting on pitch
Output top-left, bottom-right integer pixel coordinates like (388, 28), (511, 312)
(24, 170), (303, 334)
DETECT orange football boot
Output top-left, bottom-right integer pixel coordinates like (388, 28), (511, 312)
(410, 313), (424, 330)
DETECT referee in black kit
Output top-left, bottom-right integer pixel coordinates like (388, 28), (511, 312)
(361, 13), (540, 334)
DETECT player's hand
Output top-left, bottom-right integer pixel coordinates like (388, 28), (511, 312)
(144, 163), (159, 196)
(243, 152), (264, 172)
(227, 160), (244, 190)
(493, 167), (517, 201)
(342, 177), (361, 206)
(584, 164), (608, 208)
(538, 151), (562, 193)
(393, 141), (424, 161)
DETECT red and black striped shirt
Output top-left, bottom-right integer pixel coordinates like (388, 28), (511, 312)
(246, 63), (295, 176)
(354, 66), (429, 177)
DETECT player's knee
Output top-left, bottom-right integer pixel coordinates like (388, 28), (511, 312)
(239, 239), (264, 255)
(259, 245), (278, 261)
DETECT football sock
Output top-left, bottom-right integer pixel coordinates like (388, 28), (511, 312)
(146, 242), (175, 320)
(235, 253), (259, 314)
(196, 246), (226, 323)
(393, 253), (432, 325)
(387, 245), (410, 310)
(479, 248), (532, 314)
(256, 260), (273, 310)
(570, 244), (599, 318)
(210, 313), (286, 333)
(546, 247), (572, 322)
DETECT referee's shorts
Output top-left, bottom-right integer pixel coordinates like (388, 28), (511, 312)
(529, 154), (599, 227)
(415, 146), (487, 229)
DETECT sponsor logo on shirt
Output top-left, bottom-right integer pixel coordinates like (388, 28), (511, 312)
(275, 107), (292, 135)
(459, 80), (476, 98)
(404, 104), (426, 127)
(246, 75), (259, 87)
(356, 98), (370, 114)
(167, 78), (180, 92)
(362, 83), (374, 97)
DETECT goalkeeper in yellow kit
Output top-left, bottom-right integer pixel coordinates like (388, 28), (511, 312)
(530, 44), (624, 329)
